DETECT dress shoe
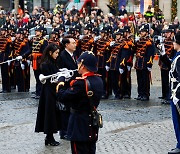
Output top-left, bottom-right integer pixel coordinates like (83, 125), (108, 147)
(158, 96), (165, 99)
(123, 95), (130, 99)
(60, 135), (69, 140)
(45, 138), (60, 146)
(168, 148), (180, 154)
(161, 100), (170, 104)
(135, 96), (142, 100)
(101, 95), (108, 99)
(34, 95), (40, 99)
(141, 96), (149, 101)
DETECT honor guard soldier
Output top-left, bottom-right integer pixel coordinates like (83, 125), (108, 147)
(119, 26), (134, 99)
(95, 27), (112, 99)
(12, 28), (30, 92)
(0, 25), (12, 93)
(159, 26), (176, 104)
(57, 51), (103, 154)
(158, 31), (180, 154)
(105, 29), (124, 99)
(31, 26), (48, 99)
(78, 24), (94, 55)
(134, 24), (155, 101)
(48, 29), (60, 46)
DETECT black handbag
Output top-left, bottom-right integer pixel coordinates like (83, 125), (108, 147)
(85, 79), (103, 128)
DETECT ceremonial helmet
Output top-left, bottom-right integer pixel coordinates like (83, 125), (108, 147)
(139, 24), (149, 33)
(77, 51), (98, 72)
(0, 25), (8, 31)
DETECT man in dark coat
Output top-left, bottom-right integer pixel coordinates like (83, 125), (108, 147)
(57, 37), (78, 139)
(57, 51), (103, 154)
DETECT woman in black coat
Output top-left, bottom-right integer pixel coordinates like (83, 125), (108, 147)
(35, 43), (61, 146)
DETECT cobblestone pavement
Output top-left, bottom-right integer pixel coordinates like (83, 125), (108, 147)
(0, 61), (177, 154)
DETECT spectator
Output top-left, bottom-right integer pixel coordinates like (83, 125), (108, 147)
(119, 5), (127, 16)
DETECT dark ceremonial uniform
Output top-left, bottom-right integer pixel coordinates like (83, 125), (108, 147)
(57, 72), (103, 154)
(159, 38), (176, 100)
(106, 39), (123, 99)
(161, 51), (180, 152)
(119, 37), (134, 98)
(57, 49), (78, 139)
(31, 35), (48, 97)
(135, 36), (155, 100)
(0, 33), (12, 92)
(12, 34), (30, 92)
(95, 37), (112, 98)
(78, 35), (94, 54)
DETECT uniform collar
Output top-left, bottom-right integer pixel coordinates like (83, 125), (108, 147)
(82, 72), (94, 77)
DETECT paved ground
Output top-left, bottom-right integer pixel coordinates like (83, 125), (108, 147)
(0, 60), (177, 154)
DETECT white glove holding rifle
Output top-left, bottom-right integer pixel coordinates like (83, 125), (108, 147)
(16, 56), (23, 61)
(157, 44), (166, 56)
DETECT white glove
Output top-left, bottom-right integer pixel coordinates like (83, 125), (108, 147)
(7, 60), (11, 66)
(94, 36), (99, 42)
(27, 60), (31, 66)
(110, 41), (115, 47)
(16, 56), (23, 61)
(147, 67), (152, 72)
(105, 65), (110, 71)
(79, 35), (84, 40)
(157, 44), (166, 55)
(59, 68), (69, 72)
(127, 66), (131, 71)
(21, 64), (25, 70)
(173, 96), (179, 105)
(119, 68), (124, 74)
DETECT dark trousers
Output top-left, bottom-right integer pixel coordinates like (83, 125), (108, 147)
(25, 65), (30, 92)
(98, 68), (109, 97)
(33, 69), (42, 96)
(14, 65), (25, 92)
(71, 141), (96, 154)
(110, 70), (120, 97)
(59, 110), (70, 137)
(120, 68), (131, 97)
(1, 63), (10, 92)
(170, 100), (180, 148)
(161, 69), (170, 99)
(136, 69), (150, 98)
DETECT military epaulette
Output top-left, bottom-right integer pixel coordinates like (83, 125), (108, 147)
(70, 79), (78, 87)
(146, 40), (152, 46)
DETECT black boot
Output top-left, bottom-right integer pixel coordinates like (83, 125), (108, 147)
(45, 134), (60, 146)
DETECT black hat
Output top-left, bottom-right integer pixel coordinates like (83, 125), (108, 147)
(75, 25), (81, 32)
(165, 25), (175, 33)
(139, 24), (149, 32)
(35, 25), (43, 32)
(0, 25), (8, 31)
(77, 51), (98, 72)
(16, 28), (24, 34)
(84, 24), (92, 31)
(114, 28), (124, 35)
(124, 26), (130, 32)
(67, 27), (75, 34)
(175, 31), (180, 45)
(92, 28), (99, 35)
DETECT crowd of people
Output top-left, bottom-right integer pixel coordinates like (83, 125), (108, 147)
(0, 3), (180, 154)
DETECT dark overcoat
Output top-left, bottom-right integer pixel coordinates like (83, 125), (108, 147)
(35, 61), (61, 134)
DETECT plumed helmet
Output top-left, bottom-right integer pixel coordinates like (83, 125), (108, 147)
(77, 51), (98, 72)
